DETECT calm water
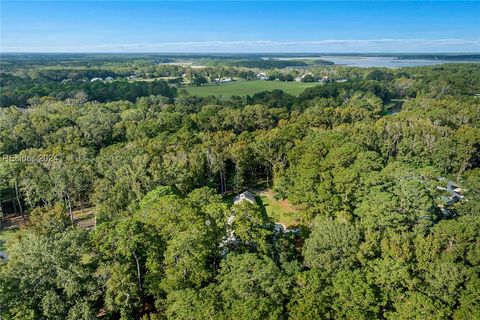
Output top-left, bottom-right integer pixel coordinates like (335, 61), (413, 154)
(319, 56), (479, 68)
(278, 56), (479, 68)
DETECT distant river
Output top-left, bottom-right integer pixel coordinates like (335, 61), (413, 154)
(319, 56), (479, 68)
(278, 56), (479, 68)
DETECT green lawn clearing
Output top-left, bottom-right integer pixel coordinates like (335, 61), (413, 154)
(257, 190), (301, 227)
(182, 80), (319, 97)
(225, 188), (301, 227)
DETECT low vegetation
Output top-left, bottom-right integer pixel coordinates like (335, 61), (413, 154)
(0, 229), (18, 252)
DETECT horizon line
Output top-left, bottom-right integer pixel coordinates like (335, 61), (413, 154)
(1, 52), (480, 55)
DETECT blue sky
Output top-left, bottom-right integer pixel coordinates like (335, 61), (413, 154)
(1, 1), (479, 53)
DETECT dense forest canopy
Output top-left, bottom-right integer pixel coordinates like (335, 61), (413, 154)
(0, 56), (479, 319)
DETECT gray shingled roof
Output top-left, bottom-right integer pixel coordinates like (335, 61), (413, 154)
(233, 191), (256, 204)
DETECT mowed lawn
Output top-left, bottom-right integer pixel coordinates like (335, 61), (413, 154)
(182, 80), (319, 97)
(224, 189), (301, 227)
(257, 190), (301, 227)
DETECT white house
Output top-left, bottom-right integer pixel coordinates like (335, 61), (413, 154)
(90, 77), (103, 82)
(319, 76), (329, 83)
(214, 77), (233, 83)
(257, 73), (268, 81)
(295, 73), (313, 82)
(233, 191), (256, 205)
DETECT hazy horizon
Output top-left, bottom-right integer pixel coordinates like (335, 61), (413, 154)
(1, 1), (479, 53)
(1, 52), (479, 55)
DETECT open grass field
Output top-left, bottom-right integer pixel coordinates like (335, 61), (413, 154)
(182, 80), (319, 97)
(257, 190), (301, 227)
(224, 188), (301, 227)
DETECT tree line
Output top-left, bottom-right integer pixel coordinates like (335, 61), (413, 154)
(0, 63), (479, 319)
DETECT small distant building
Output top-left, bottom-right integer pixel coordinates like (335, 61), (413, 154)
(437, 180), (464, 216)
(257, 72), (268, 80)
(294, 73), (313, 82)
(273, 223), (301, 236)
(214, 77), (233, 83)
(319, 76), (329, 83)
(336, 79), (348, 83)
(446, 181), (462, 194)
(233, 191), (256, 205)
(90, 77), (103, 82)
(224, 215), (237, 244)
(0, 251), (7, 261)
(274, 223), (286, 233)
(105, 76), (114, 81)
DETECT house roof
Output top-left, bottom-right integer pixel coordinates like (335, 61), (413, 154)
(446, 181), (458, 192)
(233, 191), (256, 204)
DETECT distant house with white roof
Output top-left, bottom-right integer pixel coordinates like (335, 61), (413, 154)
(257, 73), (268, 80)
(436, 180), (464, 216)
(214, 77), (234, 84)
(233, 191), (256, 205)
